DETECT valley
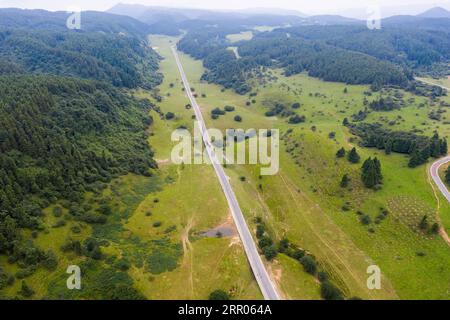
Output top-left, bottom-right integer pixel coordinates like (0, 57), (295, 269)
(0, 3), (450, 302)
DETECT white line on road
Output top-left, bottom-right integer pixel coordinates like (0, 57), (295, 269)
(171, 46), (280, 300)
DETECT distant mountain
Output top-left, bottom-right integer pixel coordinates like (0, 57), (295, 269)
(237, 8), (307, 17)
(108, 4), (213, 24)
(418, 7), (450, 18)
(108, 4), (308, 34)
(383, 15), (450, 31)
(304, 15), (362, 25)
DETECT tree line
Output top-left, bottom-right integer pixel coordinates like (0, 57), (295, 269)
(347, 122), (447, 167)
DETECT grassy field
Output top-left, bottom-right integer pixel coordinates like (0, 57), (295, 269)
(174, 36), (450, 300)
(226, 31), (254, 43)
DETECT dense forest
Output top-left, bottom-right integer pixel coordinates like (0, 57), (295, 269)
(0, 75), (158, 270)
(279, 25), (450, 69)
(348, 122), (448, 167)
(178, 27), (412, 94)
(178, 21), (450, 94)
(178, 29), (257, 94)
(0, 29), (162, 89)
(0, 9), (163, 297)
(0, 9), (153, 37)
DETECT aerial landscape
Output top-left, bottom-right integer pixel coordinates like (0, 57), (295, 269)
(0, 0), (450, 304)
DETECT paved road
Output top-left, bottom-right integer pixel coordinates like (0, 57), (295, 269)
(430, 156), (450, 203)
(171, 46), (280, 300)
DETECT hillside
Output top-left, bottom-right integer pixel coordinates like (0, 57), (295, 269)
(0, 29), (162, 89)
(0, 8), (152, 37)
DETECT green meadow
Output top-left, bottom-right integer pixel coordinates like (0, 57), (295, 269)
(172, 33), (450, 300)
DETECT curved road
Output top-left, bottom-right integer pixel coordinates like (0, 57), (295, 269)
(171, 46), (281, 300)
(430, 156), (450, 203)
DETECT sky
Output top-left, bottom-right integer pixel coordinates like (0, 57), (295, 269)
(0, 0), (449, 17)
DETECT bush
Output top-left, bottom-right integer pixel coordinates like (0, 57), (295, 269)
(288, 115), (306, 124)
(165, 112), (175, 120)
(318, 272), (329, 283)
(258, 237), (273, 249)
(224, 106), (235, 112)
(234, 115), (243, 122)
(20, 281), (35, 298)
(360, 215), (372, 226)
(292, 249), (305, 260)
(256, 225), (265, 239)
(115, 259), (131, 271)
(153, 221), (162, 228)
(300, 256), (317, 275)
(42, 250), (58, 271)
(209, 290), (230, 300)
(262, 246), (278, 261)
(320, 281), (344, 300)
(146, 244), (182, 275)
(53, 206), (63, 217)
(212, 108), (226, 116)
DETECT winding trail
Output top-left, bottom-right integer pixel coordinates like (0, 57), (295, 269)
(416, 78), (450, 91)
(429, 156), (450, 246)
(171, 46), (280, 300)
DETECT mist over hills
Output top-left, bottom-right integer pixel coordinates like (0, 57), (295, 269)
(418, 6), (450, 19)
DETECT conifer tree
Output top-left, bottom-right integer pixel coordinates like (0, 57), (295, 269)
(348, 147), (361, 164)
(336, 148), (346, 158)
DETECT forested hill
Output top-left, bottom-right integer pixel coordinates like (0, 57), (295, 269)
(0, 29), (162, 89)
(0, 9), (152, 37)
(0, 9), (163, 288)
(178, 21), (450, 94)
(274, 25), (450, 69)
(0, 75), (159, 270)
(178, 27), (409, 94)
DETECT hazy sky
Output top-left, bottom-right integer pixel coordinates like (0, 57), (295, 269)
(0, 0), (449, 16)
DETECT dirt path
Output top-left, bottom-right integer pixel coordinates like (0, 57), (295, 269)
(181, 217), (195, 297)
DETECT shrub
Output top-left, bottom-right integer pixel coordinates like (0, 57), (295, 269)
(209, 290), (230, 300)
(258, 237), (273, 249)
(263, 246), (278, 261)
(146, 244), (182, 275)
(115, 259), (131, 271)
(288, 115), (306, 124)
(234, 115), (243, 122)
(20, 281), (35, 298)
(360, 215), (372, 226)
(153, 221), (162, 228)
(300, 256), (317, 275)
(53, 206), (63, 217)
(320, 281), (344, 300)
(165, 112), (175, 120)
(212, 108), (226, 116)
